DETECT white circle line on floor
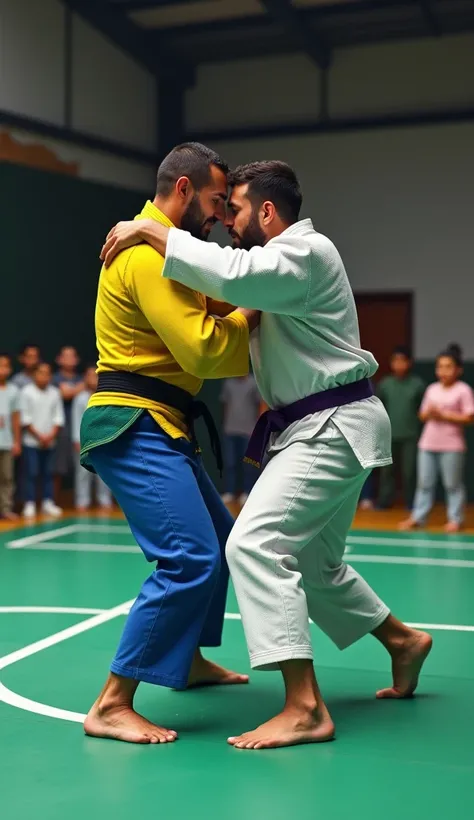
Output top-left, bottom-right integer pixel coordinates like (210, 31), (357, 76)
(0, 607), (473, 725)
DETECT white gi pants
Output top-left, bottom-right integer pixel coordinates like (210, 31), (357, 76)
(226, 420), (390, 671)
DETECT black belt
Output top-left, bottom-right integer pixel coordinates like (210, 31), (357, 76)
(96, 371), (223, 475)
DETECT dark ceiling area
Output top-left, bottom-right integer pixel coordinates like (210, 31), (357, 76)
(64, 1), (474, 71)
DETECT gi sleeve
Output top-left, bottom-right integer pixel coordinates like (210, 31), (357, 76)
(163, 229), (311, 316)
(124, 245), (249, 380)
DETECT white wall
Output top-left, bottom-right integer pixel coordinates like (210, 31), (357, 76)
(71, 15), (156, 153)
(0, 0), (157, 190)
(187, 34), (474, 358)
(211, 122), (474, 359)
(0, 0), (65, 125)
(187, 33), (474, 130)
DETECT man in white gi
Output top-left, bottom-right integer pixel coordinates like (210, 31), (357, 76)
(101, 159), (432, 750)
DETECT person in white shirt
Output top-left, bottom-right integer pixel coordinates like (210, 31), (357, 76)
(11, 343), (41, 389)
(72, 366), (112, 510)
(20, 362), (64, 519)
(0, 354), (21, 520)
(101, 158), (432, 750)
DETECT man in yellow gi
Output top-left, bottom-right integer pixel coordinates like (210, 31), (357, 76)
(81, 143), (259, 745)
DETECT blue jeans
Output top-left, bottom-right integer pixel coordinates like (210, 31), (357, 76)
(223, 434), (256, 495)
(22, 446), (55, 503)
(412, 450), (466, 525)
(90, 413), (234, 689)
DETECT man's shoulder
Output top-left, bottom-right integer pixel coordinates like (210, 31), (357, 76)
(126, 243), (165, 267)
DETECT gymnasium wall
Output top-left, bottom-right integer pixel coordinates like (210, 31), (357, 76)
(0, 0), (156, 190)
(187, 33), (474, 360)
(0, 162), (146, 363)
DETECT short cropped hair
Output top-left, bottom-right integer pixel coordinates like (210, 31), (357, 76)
(156, 142), (229, 197)
(392, 346), (412, 359)
(229, 160), (302, 223)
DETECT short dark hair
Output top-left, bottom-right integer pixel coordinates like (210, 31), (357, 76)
(392, 346), (412, 359)
(229, 160), (302, 223)
(0, 352), (11, 361)
(34, 361), (51, 373)
(19, 343), (40, 354)
(156, 142), (229, 197)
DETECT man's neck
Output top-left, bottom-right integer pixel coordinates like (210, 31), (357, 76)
(264, 219), (294, 244)
(60, 367), (75, 377)
(0, 382), (7, 389)
(153, 196), (181, 229)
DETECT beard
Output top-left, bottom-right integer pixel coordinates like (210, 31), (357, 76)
(231, 208), (266, 251)
(181, 194), (215, 240)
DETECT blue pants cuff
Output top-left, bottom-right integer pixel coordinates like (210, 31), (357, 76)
(110, 662), (188, 690)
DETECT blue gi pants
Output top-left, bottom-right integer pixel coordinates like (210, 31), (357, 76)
(89, 412), (234, 690)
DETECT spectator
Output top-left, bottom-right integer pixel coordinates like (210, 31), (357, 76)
(220, 374), (261, 505)
(400, 344), (474, 533)
(53, 346), (84, 495)
(0, 354), (21, 520)
(72, 366), (112, 511)
(377, 346), (425, 510)
(20, 363), (64, 519)
(11, 343), (41, 389)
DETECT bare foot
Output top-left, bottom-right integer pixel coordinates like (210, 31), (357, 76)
(376, 630), (433, 699)
(398, 517), (419, 531)
(84, 701), (178, 744)
(228, 702), (335, 750)
(444, 521), (461, 534)
(186, 656), (249, 689)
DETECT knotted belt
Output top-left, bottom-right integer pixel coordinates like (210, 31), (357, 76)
(245, 378), (374, 469)
(96, 371), (223, 475)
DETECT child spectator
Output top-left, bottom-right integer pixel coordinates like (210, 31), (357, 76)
(11, 343), (41, 389)
(400, 345), (474, 533)
(20, 363), (64, 519)
(71, 367), (112, 510)
(0, 354), (21, 520)
(377, 347), (425, 510)
(220, 374), (261, 505)
(53, 346), (84, 493)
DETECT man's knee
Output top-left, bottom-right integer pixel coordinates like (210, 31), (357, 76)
(225, 522), (254, 571)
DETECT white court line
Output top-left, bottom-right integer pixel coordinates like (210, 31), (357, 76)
(0, 606), (104, 615)
(0, 605), (473, 725)
(7, 524), (81, 549)
(347, 535), (474, 551)
(348, 554), (474, 568)
(0, 599), (134, 723)
(224, 612), (474, 633)
(18, 543), (140, 554)
(76, 524), (131, 534)
(0, 600), (134, 672)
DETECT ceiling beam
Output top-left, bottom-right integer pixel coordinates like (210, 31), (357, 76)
(260, 0), (331, 68)
(116, 0), (204, 10)
(419, 0), (442, 35)
(59, 0), (160, 73)
(59, 0), (194, 83)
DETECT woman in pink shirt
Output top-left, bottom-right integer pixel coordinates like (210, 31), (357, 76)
(400, 345), (474, 532)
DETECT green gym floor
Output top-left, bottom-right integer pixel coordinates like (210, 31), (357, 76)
(1, 516), (473, 820)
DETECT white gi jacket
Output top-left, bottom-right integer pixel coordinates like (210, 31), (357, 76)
(164, 219), (392, 469)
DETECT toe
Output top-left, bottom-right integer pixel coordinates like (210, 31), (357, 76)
(376, 686), (401, 699)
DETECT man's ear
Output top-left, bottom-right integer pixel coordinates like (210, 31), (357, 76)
(176, 176), (192, 201)
(261, 200), (276, 225)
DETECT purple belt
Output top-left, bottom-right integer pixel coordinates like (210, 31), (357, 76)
(245, 378), (374, 468)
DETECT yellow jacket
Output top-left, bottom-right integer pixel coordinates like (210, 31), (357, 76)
(89, 201), (250, 438)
